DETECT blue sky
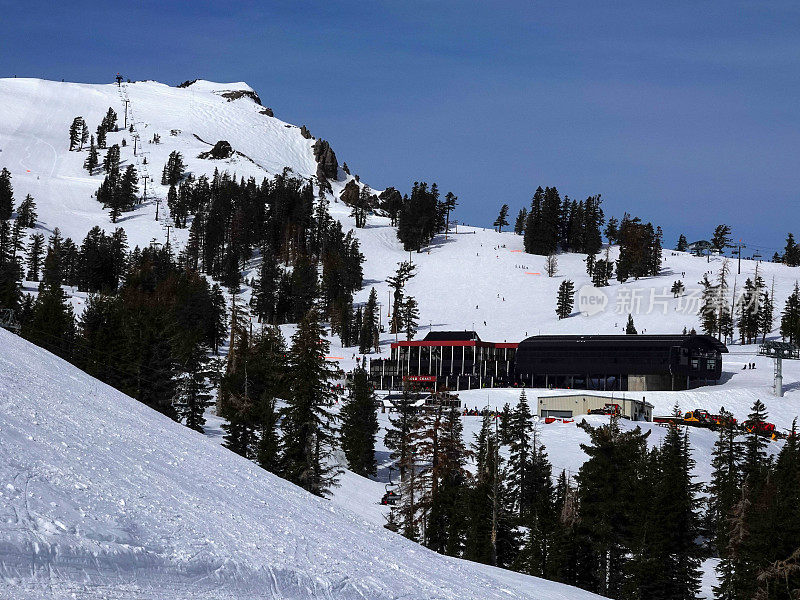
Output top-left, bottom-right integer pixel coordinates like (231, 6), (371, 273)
(1, 1), (799, 254)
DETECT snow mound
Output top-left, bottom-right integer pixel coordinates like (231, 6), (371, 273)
(0, 328), (605, 600)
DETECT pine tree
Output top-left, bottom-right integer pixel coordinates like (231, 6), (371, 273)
(764, 420), (800, 597)
(118, 165), (139, 211)
(707, 409), (742, 556)
(0, 167), (13, 221)
(671, 279), (685, 297)
(442, 192), (457, 238)
(0, 218), (23, 311)
(466, 413), (513, 566)
(592, 258), (613, 287)
(25, 233), (45, 281)
(101, 107), (118, 133)
(514, 208), (527, 235)
(280, 308), (340, 496)
(555, 280), (574, 319)
(549, 471), (592, 588)
(392, 406), (427, 542)
(585, 253), (596, 278)
(626, 313), (637, 334)
(784, 233), (800, 266)
(631, 417), (702, 600)
(384, 386), (416, 481)
(604, 216), (619, 245)
(340, 366), (379, 477)
(96, 124), (107, 149)
(699, 273), (719, 337)
(615, 214), (661, 281)
(576, 417), (650, 598)
(350, 184), (370, 228)
(758, 283), (774, 342)
(68, 116), (85, 151)
(103, 144), (120, 174)
(219, 297), (257, 459)
(251, 250), (280, 324)
(515, 438), (557, 579)
(676, 233), (688, 252)
(252, 325), (287, 474)
(494, 204), (510, 233)
(716, 260), (734, 342)
(464, 415), (500, 565)
(22, 276), (76, 360)
(42, 230), (63, 287)
(715, 484), (758, 600)
(402, 295), (419, 341)
(428, 407), (470, 556)
(174, 344), (213, 432)
(736, 277), (761, 344)
(80, 118), (89, 150)
(387, 261), (416, 336)
(498, 403), (512, 445)
(780, 282), (800, 344)
(17, 194), (36, 228)
(712, 224), (732, 252)
(396, 182), (441, 251)
(161, 151), (186, 186)
(359, 287), (379, 353)
(523, 187), (544, 254)
(507, 390), (534, 517)
(742, 399), (769, 485)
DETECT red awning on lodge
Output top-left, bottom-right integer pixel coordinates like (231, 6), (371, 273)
(390, 340), (519, 349)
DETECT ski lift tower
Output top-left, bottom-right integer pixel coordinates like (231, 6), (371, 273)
(758, 341), (800, 397)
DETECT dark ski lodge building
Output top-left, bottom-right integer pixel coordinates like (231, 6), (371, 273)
(514, 334), (727, 391)
(369, 331), (727, 392)
(369, 331), (517, 391)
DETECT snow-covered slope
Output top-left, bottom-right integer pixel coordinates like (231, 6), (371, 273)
(2, 76), (799, 599)
(2, 78), (800, 358)
(0, 327), (605, 600)
(0, 77), (333, 249)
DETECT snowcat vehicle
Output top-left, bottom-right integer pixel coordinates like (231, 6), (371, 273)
(683, 410), (715, 427)
(588, 403), (622, 417)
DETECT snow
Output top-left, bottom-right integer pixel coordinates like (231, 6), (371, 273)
(0, 328), (607, 599)
(0, 77), (324, 252)
(2, 77), (800, 596)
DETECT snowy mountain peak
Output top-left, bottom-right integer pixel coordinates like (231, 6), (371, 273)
(0, 77), (355, 250)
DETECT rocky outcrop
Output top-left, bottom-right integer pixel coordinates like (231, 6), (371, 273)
(341, 162), (351, 175)
(340, 180), (379, 209)
(313, 139), (338, 181)
(300, 125), (312, 140)
(339, 179), (360, 206)
(199, 140), (234, 160)
(260, 107), (274, 117)
(219, 90), (263, 105)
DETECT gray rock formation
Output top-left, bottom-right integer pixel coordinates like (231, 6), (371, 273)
(339, 179), (360, 206)
(312, 139), (338, 181)
(219, 90), (263, 105)
(199, 140), (234, 160)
